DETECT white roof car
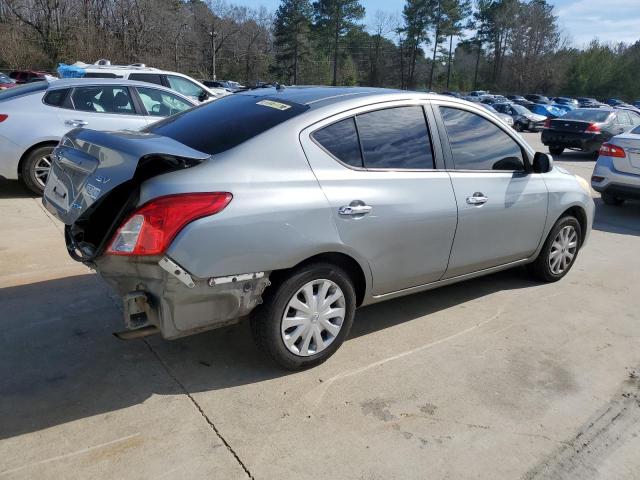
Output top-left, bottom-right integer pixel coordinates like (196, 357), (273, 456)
(0, 78), (198, 194)
(63, 60), (230, 102)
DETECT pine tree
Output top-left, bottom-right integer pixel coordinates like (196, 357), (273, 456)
(273, 0), (314, 84)
(313, 0), (365, 86)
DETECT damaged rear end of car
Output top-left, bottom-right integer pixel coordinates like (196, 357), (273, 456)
(43, 128), (271, 339)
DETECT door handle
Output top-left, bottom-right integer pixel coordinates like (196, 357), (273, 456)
(65, 119), (88, 127)
(466, 192), (488, 205)
(339, 202), (372, 216)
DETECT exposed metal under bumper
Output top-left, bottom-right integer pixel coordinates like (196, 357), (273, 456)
(95, 255), (271, 339)
(113, 326), (160, 340)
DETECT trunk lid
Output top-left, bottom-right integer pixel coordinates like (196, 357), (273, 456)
(548, 119), (596, 133)
(43, 128), (210, 225)
(610, 133), (640, 175)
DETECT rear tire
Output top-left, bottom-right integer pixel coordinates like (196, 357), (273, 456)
(21, 145), (55, 196)
(250, 263), (356, 371)
(549, 146), (564, 156)
(601, 192), (624, 206)
(528, 216), (582, 282)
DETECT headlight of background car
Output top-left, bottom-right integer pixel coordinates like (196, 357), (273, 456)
(575, 175), (592, 196)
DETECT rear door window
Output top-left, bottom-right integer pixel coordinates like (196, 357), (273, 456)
(356, 106), (434, 169)
(72, 86), (136, 114)
(43, 88), (70, 107)
(440, 107), (525, 171)
(312, 118), (362, 168)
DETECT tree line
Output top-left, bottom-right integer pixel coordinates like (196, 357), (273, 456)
(0, 0), (639, 100)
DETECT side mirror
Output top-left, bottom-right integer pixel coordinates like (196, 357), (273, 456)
(198, 90), (210, 102)
(532, 152), (553, 173)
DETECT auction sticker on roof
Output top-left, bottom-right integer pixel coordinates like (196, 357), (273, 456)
(256, 99), (292, 111)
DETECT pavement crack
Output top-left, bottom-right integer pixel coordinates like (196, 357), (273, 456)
(143, 340), (255, 479)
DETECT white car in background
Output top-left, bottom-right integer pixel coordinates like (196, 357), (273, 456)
(64, 60), (229, 102)
(0, 79), (197, 194)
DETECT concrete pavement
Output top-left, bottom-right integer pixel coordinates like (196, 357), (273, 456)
(1, 134), (639, 479)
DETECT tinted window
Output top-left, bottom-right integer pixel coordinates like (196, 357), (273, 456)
(312, 118), (362, 168)
(0, 82), (47, 102)
(84, 72), (120, 79)
(137, 87), (193, 117)
(43, 88), (69, 107)
(440, 107), (524, 171)
(357, 106), (433, 169)
(562, 109), (612, 122)
(145, 94), (309, 155)
(615, 111), (631, 125)
(167, 75), (205, 99)
(72, 86), (135, 114)
(129, 73), (163, 86)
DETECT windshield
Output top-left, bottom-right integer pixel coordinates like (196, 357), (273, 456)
(0, 81), (47, 101)
(562, 109), (612, 122)
(145, 93), (310, 155)
(511, 104), (530, 114)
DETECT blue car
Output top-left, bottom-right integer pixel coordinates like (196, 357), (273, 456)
(530, 103), (565, 118)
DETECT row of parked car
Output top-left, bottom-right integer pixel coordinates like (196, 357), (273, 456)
(439, 90), (640, 206)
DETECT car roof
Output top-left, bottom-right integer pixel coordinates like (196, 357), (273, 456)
(233, 86), (415, 109)
(46, 77), (177, 90)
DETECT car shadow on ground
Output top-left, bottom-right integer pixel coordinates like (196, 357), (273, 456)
(0, 267), (537, 440)
(552, 150), (598, 162)
(0, 178), (35, 199)
(593, 198), (640, 237)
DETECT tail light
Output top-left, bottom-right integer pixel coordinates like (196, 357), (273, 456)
(107, 192), (232, 256)
(543, 118), (551, 128)
(599, 143), (625, 158)
(0, 114), (8, 122)
(585, 123), (601, 133)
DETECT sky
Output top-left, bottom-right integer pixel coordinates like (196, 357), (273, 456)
(232, 0), (640, 48)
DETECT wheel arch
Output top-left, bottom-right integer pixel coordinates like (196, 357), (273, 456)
(17, 140), (59, 177)
(559, 205), (588, 244)
(270, 252), (368, 307)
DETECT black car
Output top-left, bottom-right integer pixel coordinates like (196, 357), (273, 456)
(492, 102), (547, 132)
(525, 94), (552, 104)
(552, 97), (578, 107)
(541, 108), (640, 156)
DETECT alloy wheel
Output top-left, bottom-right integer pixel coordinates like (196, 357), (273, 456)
(33, 154), (52, 188)
(280, 279), (346, 357)
(548, 225), (578, 275)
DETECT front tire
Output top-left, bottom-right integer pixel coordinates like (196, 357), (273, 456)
(528, 216), (582, 282)
(250, 263), (356, 370)
(549, 146), (564, 156)
(22, 145), (55, 196)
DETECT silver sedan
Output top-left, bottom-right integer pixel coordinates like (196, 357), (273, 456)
(43, 87), (594, 370)
(0, 78), (196, 194)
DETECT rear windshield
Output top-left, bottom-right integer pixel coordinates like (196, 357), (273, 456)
(0, 81), (47, 102)
(145, 93), (310, 155)
(561, 109), (612, 122)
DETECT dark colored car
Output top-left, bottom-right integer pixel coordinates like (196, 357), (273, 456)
(440, 91), (462, 98)
(525, 94), (552, 104)
(605, 98), (624, 106)
(541, 108), (640, 156)
(492, 102), (547, 132)
(553, 97), (578, 107)
(576, 97), (603, 108)
(9, 70), (48, 84)
(634, 101), (640, 109)
(0, 73), (17, 89)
